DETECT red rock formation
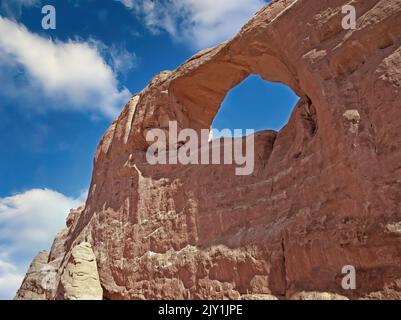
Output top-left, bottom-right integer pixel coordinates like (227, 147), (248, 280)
(17, 0), (401, 299)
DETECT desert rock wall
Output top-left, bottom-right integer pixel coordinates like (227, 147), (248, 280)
(17, 0), (401, 300)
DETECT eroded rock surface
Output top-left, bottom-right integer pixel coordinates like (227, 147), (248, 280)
(290, 292), (349, 300)
(17, 0), (401, 300)
(15, 251), (49, 300)
(58, 242), (103, 300)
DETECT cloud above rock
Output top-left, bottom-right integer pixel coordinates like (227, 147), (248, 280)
(0, 17), (131, 119)
(0, 188), (84, 299)
(116, 0), (267, 49)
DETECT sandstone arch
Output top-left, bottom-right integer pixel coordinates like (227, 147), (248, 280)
(18, 0), (401, 300)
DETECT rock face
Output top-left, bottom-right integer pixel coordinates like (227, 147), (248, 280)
(290, 292), (349, 300)
(17, 0), (401, 299)
(58, 242), (103, 300)
(15, 251), (50, 300)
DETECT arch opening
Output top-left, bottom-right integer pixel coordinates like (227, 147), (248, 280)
(211, 75), (300, 138)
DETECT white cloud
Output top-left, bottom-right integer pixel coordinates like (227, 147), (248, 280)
(0, 188), (83, 300)
(116, 0), (267, 49)
(109, 45), (137, 76)
(92, 39), (137, 77)
(0, 259), (24, 300)
(0, 0), (39, 19)
(0, 17), (131, 119)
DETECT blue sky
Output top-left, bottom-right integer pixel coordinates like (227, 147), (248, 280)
(0, 0), (298, 299)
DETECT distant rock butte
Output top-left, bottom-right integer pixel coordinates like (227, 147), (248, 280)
(17, 0), (401, 300)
